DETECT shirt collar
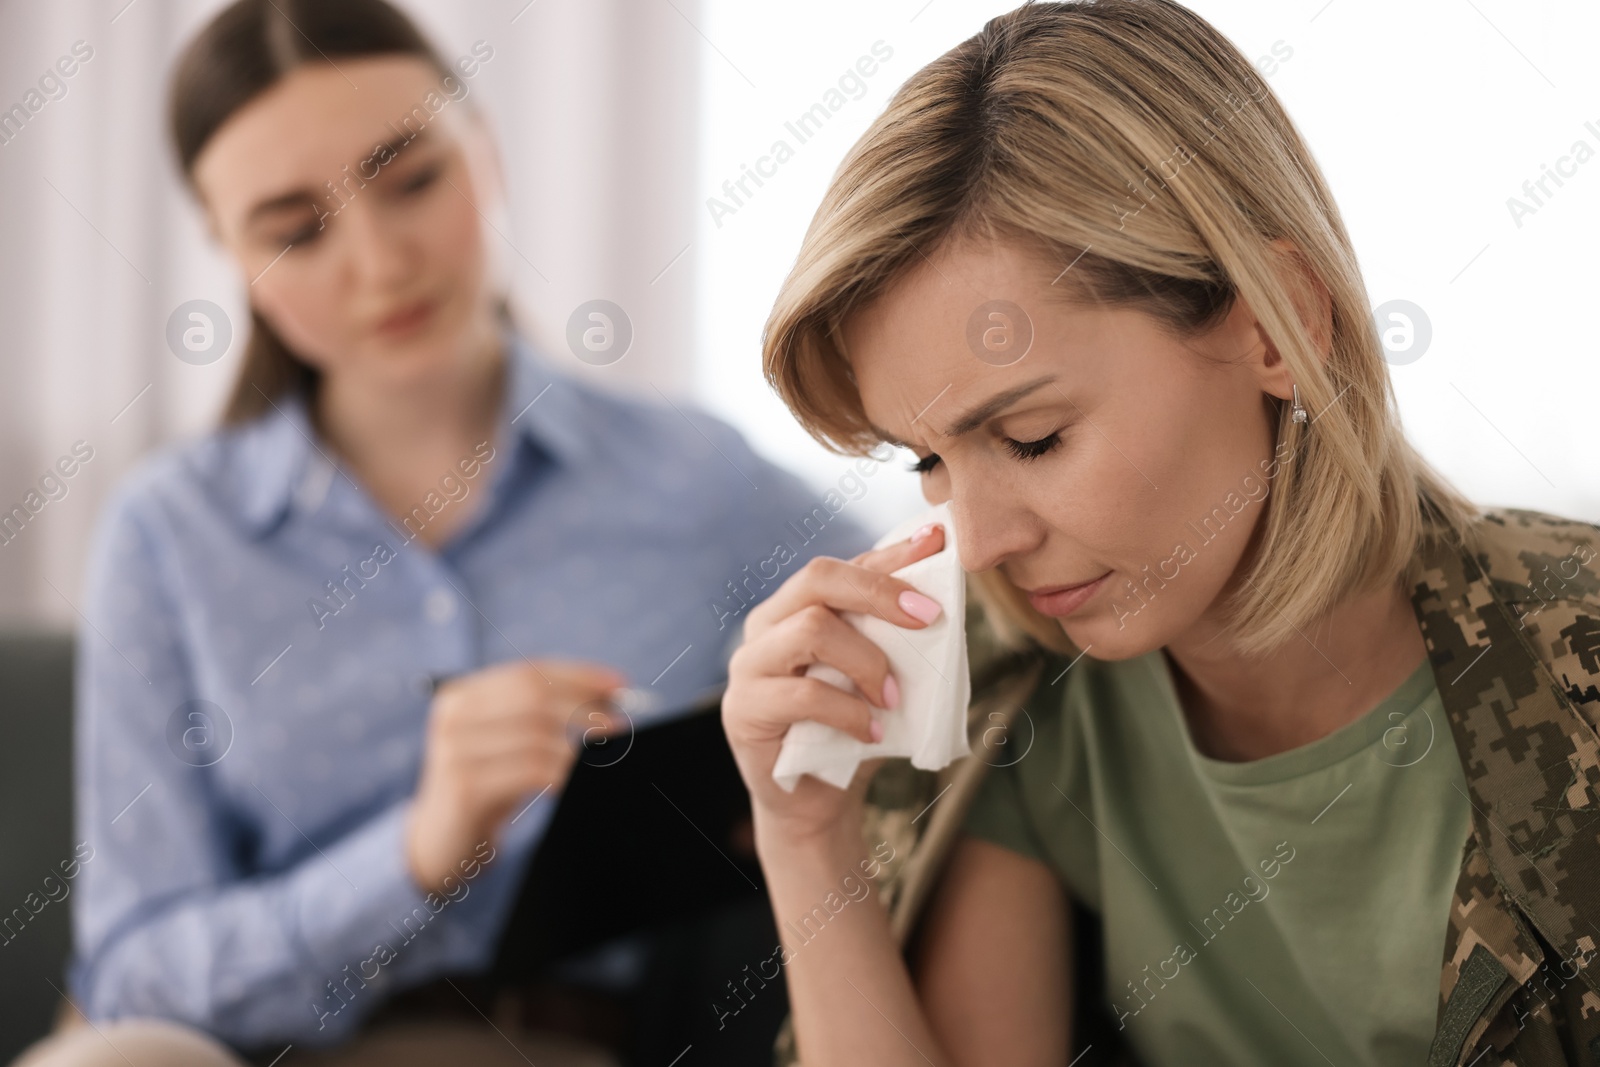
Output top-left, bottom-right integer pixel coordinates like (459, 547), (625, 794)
(500, 328), (594, 468)
(228, 390), (318, 537)
(228, 328), (592, 537)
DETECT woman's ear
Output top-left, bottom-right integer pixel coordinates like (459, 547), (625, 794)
(1245, 237), (1333, 403)
(1271, 237), (1333, 360)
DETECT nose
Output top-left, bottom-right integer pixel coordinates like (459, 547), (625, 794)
(341, 197), (421, 292)
(940, 468), (1041, 575)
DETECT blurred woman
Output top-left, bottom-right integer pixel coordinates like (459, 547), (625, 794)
(721, 2), (1600, 1065)
(15, 2), (871, 1065)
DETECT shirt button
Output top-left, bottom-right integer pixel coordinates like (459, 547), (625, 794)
(425, 588), (457, 625)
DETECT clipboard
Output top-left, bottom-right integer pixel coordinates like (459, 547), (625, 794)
(489, 683), (768, 983)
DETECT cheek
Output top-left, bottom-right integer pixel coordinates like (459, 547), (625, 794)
(422, 174), (485, 284)
(251, 269), (347, 369)
(1144, 395), (1275, 558)
(1031, 421), (1166, 562)
(1101, 368), (1269, 551)
(1055, 387), (1273, 650)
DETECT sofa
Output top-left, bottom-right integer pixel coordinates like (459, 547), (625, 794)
(0, 630), (75, 1062)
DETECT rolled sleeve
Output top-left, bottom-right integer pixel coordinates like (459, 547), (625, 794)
(960, 761), (1049, 864)
(70, 486), (453, 1049)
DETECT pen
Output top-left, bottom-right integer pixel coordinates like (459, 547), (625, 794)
(423, 672), (668, 715)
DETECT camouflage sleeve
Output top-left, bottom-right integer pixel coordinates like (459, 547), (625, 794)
(1418, 508), (1600, 1066)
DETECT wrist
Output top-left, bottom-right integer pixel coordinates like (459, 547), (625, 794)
(751, 803), (867, 870)
(404, 804), (483, 897)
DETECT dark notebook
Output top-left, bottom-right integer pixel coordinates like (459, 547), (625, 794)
(489, 683), (769, 982)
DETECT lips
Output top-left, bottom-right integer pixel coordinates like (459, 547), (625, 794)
(375, 296), (436, 337)
(1024, 571), (1113, 617)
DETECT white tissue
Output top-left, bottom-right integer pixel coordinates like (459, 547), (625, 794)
(771, 501), (970, 793)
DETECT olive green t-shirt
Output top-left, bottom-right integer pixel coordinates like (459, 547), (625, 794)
(961, 648), (1470, 1066)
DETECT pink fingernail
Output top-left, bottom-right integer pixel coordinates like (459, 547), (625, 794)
(899, 590), (943, 624)
(882, 673), (900, 709)
(869, 717), (885, 742)
(911, 522), (940, 543)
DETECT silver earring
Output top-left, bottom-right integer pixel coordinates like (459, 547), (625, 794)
(1291, 384), (1307, 424)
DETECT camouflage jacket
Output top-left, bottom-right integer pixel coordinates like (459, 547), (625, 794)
(771, 507), (1600, 1066)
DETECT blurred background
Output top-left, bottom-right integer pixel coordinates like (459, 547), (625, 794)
(0, 0), (1595, 1058)
(3, 0), (1600, 627)
(1, 0), (1597, 628)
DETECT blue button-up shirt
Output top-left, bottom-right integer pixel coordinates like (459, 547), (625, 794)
(68, 331), (876, 1049)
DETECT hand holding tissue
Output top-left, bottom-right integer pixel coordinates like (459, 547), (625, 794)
(771, 501), (970, 792)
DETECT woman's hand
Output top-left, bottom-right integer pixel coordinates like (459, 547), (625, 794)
(723, 521), (949, 850)
(405, 659), (625, 894)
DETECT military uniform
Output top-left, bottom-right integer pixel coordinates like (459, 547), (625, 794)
(770, 507), (1600, 1066)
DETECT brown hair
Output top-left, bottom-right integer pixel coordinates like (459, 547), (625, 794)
(763, 0), (1482, 658)
(168, 0), (497, 426)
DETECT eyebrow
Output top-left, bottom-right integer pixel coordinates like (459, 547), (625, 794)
(245, 190), (322, 225)
(243, 128), (437, 225)
(870, 374), (1060, 447)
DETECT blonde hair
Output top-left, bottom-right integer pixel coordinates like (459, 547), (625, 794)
(762, 0), (1482, 658)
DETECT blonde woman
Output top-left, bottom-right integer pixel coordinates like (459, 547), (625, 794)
(720, 2), (1600, 1065)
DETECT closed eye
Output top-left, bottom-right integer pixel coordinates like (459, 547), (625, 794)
(398, 162), (443, 194)
(904, 431), (1062, 475)
(1003, 432), (1061, 462)
(276, 219), (323, 249)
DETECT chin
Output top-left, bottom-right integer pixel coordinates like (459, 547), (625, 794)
(1057, 610), (1167, 663)
(365, 334), (456, 375)
(370, 311), (472, 375)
